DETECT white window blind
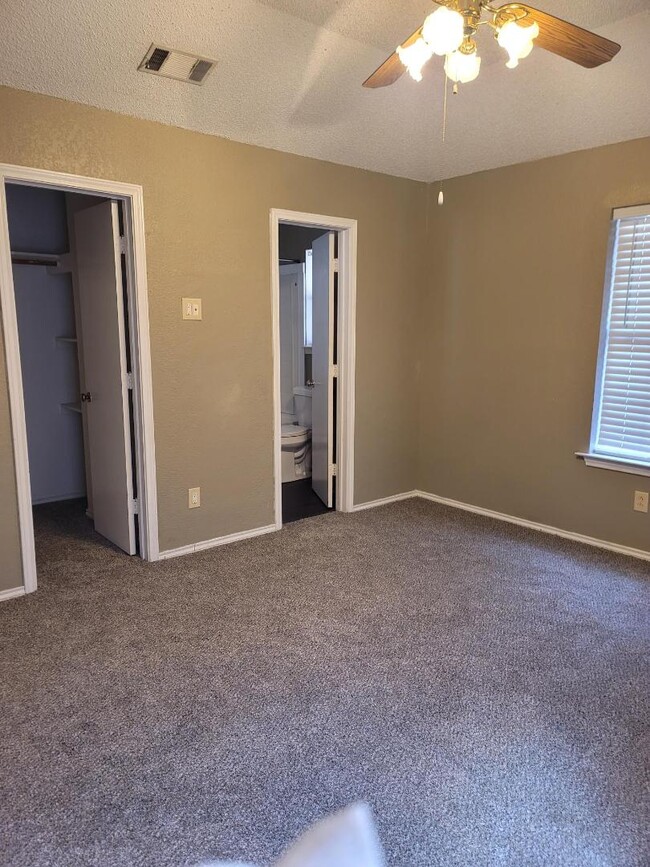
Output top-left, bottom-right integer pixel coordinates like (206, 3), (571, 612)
(591, 205), (650, 464)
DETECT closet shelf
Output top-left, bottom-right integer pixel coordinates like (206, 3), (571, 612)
(61, 402), (82, 415)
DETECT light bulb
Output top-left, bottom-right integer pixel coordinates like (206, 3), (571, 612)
(497, 19), (539, 68)
(422, 7), (464, 57)
(396, 37), (434, 82)
(445, 50), (482, 84)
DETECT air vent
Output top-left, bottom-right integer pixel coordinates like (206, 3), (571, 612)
(138, 44), (216, 86)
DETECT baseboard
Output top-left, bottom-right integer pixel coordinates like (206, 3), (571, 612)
(414, 490), (650, 562)
(0, 586), (26, 603)
(158, 523), (278, 560)
(32, 492), (86, 505)
(352, 491), (418, 512)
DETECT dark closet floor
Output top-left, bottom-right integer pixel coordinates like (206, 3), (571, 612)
(282, 478), (330, 523)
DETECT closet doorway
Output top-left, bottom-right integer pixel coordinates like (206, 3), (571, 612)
(0, 166), (158, 596)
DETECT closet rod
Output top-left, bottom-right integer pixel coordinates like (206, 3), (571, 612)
(11, 250), (63, 267)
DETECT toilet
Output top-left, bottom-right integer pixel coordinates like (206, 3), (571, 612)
(281, 388), (312, 483)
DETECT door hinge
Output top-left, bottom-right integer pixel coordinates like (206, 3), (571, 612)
(333, 258), (339, 273)
(119, 235), (127, 254)
(132, 498), (139, 515)
(331, 364), (339, 378)
(126, 371), (134, 389)
(330, 464), (337, 477)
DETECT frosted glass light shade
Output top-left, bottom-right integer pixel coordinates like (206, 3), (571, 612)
(422, 7), (465, 56)
(396, 37), (434, 81)
(444, 50), (482, 84)
(497, 20), (540, 68)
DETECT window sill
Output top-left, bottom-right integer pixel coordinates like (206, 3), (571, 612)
(576, 452), (650, 478)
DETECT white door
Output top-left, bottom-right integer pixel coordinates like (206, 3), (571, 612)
(311, 232), (335, 507)
(74, 201), (137, 554)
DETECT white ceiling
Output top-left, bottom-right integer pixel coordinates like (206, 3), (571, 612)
(1, 0), (649, 181)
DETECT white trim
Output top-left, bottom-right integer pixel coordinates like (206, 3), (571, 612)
(352, 491), (417, 511)
(0, 164), (160, 596)
(158, 523), (277, 560)
(270, 209), (357, 528)
(414, 490), (650, 562)
(613, 203), (650, 220)
(0, 586), (26, 602)
(576, 452), (650, 478)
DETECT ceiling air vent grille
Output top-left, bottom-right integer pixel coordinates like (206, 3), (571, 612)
(138, 44), (216, 86)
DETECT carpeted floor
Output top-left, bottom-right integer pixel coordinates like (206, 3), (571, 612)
(1, 498), (649, 867)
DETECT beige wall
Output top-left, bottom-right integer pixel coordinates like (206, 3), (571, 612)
(2, 85), (648, 593)
(419, 137), (650, 552)
(0, 86), (426, 590)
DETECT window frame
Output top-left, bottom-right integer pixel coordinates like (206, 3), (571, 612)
(579, 203), (650, 477)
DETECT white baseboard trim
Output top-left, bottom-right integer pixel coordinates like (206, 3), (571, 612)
(0, 586), (26, 603)
(32, 492), (86, 505)
(414, 490), (650, 562)
(158, 523), (278, 560)
(352, 491), (418, 512)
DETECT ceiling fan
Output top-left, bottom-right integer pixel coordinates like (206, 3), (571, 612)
(363, 0), (621, 88)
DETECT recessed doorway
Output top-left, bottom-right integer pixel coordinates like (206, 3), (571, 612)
(0, 165), (158, 597)
(270, 209), (357, 527)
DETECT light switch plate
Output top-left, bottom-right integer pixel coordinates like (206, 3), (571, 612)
(633, 491), (649, 513)
(188, 487), (201, 509)
(182, 298), (202, 320)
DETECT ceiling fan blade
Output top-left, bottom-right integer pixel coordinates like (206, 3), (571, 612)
(500, 4), (621, 68)
(362, 27), (422, 88)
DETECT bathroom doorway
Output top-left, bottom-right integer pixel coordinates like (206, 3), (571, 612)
(270, 209), (357, 527)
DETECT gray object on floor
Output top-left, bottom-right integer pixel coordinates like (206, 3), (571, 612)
(201, 801), (385, 867)
(1, 498), (649, 867)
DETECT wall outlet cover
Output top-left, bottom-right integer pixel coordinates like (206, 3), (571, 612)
(633, 491), (649, 513)
(182, 298), (202, 320)
(188, 486), (201, 508)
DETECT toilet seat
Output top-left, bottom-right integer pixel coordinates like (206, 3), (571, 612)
(281, 424), (310, 440)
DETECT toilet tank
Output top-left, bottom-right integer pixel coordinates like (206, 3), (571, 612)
(293, 387), (312, 428)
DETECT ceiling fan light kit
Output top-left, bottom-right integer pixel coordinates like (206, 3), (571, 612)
(363, 1), (621, 89)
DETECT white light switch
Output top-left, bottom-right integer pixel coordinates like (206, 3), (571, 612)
(182, 298), (202, 320)
(633, 491), (649, 513)
(189, 487), (201, 509)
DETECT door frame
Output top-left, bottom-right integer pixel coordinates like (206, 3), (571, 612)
(270, 209), (357, 527)
(0, 164), (160, 595)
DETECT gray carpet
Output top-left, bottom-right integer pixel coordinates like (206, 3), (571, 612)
(1, 498), (649, 867)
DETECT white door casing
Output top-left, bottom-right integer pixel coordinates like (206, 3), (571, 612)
(311, 231), (335, 507)
(74, 200), (136, 554)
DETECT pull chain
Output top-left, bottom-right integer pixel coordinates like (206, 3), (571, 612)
(438, 73), (450, 206)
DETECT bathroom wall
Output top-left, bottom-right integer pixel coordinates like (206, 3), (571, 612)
(279, 225), (326, 263)
(279, 267), (303, 416)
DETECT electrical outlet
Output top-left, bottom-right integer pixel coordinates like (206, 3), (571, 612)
(182, 298), (202, 320)
(188, 487), (201, 509)
(633, 491), (649, 513)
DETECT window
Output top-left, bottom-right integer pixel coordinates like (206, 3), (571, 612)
(589, 205), (650, 467)
(304, 248), (313, 348)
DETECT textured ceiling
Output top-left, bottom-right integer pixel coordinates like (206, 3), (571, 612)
(1, 0), (649, 181)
